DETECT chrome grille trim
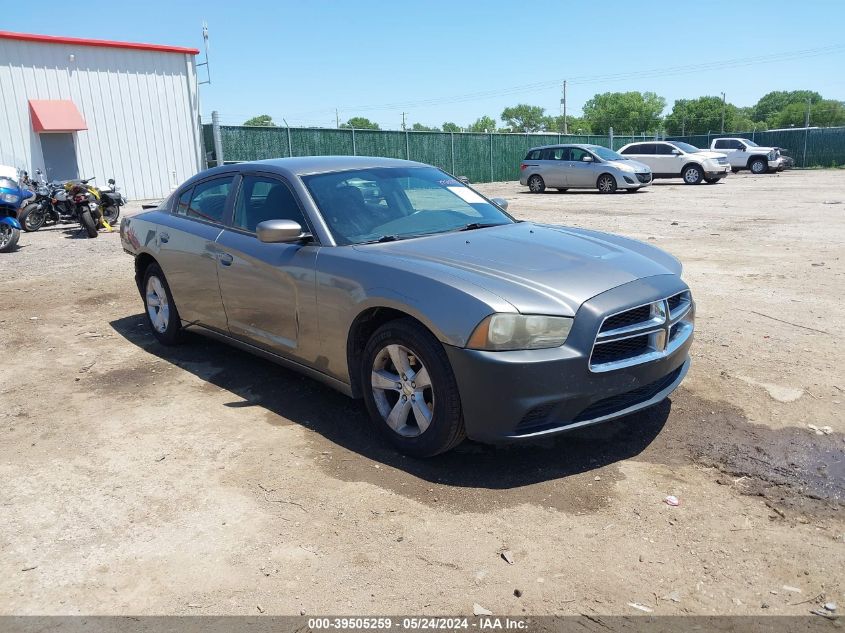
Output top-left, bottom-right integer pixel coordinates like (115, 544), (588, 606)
(590, 291), (694, 372)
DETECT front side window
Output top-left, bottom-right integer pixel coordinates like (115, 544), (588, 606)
(233, 175), (307, 233)
(303, 167), (514, 245)
(654, 143), (676, 155)
(177, 177), (233, 224)
(569, 147), (593, 162)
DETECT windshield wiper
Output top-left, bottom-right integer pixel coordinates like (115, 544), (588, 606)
(359, 234), (402, 244)
(457, 222), (506, 232)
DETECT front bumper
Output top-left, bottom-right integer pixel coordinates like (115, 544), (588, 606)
(705, 164), (730, 178)
(445, 275), (693, 443)
(768, 158), (783, 171)
(619, 172), (652, 189)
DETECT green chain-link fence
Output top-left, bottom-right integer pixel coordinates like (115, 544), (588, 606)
(204, 124), (845, 181)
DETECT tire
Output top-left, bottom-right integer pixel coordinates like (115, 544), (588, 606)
(749, 157), (767, 174)
(596, 173), (617, 193)
(142, 263), (183, 345)
(0, 223), (20, 253)
(79, 209), (98, 238)
(361, 318), (465, 457)
(682, 164), (703, 185)
(19, 203), (46, 232)
(556, 188), (568, 192)
(527, 175), (545, 193)
(101, 204), (120, 227)
(704, 176), (722, 184)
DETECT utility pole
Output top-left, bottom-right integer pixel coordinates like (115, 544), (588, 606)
(335, 109), (340, 128)
(401, 112), (407, 131)
(720, 92), (726, 133)
(560, 80), (568, 135)
(805, 97), (811, 128)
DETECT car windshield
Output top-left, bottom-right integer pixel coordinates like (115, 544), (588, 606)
(0, 177), (19, 190)
(668, 141), (701, 153)
(303, 166), (514, 245)
(743, 139), (759, 147)
(591, 146), (626, 161)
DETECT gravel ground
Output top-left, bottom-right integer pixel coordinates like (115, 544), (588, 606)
(0, 169), (842, 617)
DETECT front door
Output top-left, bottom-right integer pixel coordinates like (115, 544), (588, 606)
(40, 133), (78, 180)
(567, 147), (599, 187)
(216, 173), (318, 361)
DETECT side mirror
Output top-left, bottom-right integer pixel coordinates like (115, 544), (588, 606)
(671, 149), (681, 155)
(256, 219), (306, 243)
(737, 146), (746, 151)
(490, 197), (508, 211)
(108, 178), (115, 185)
(581, 155), (593, 162)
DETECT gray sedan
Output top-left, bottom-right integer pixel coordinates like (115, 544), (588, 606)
(121, 157), (693, 456)
(520, 144), (653, 193)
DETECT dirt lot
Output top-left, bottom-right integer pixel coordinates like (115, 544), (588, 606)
(1, 170), (842, 617)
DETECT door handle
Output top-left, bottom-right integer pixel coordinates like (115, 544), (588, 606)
(219, 252), (234, 266)
(159, 232), (169, 243)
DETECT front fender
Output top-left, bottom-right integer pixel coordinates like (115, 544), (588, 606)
(0, 216), (22, 230)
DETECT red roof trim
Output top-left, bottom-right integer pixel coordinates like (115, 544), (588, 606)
(0, 30), (199, 55)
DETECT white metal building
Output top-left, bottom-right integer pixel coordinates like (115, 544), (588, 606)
(0, 31), (203, 200)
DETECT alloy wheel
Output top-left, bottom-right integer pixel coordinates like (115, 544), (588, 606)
(145, 275), (170, 334)
(598, 175), (615, 192)
(0, 225), (11, 249)
(371, 343), (434, 437)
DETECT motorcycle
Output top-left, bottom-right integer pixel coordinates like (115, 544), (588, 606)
(0, 165), (34, 252)
(65, 179), (103, 238)
(19, 171), (124, 233)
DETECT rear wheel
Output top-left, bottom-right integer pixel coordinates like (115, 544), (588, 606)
(0, 223), (20, 252)
(749, 157), (767, 174)
(527, 175), (545, 193)
(362, 318), (465, 457)
(19, 203), (46, 232)
(101, 204), (120, 227)
(79, 209), (98, 237)
(596, 174), (617, 193)
(682, 165), (703, 184)
(143, 263), (183, 345)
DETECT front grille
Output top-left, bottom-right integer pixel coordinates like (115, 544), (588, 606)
(667, 293), (685, 312)
(591, 335), (650, 365)
(573, 365), (683, 422)
(636, 172), (651, 183)
(601, 305), (651, 332)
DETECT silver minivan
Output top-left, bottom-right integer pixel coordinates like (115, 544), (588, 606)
(519, 144), (652, 194)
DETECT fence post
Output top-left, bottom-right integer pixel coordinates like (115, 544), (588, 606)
(285, 122), (293, 157)
(802, 127), (809, 168)
(405, 129), (410, 160)
(489, 132), (494, 183)
(450, 133), (455, 174)
(609, 126), (614, 150)
(351, 127), (356, 155)
(211, 110), (224, 165)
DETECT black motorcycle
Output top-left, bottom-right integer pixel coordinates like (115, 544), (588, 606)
(19, 170), (125, 232)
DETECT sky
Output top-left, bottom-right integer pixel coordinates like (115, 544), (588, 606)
(4, 0), (845, 130)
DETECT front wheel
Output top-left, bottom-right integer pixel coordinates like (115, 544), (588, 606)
(749, 158), (767, 174)
(362, 318), (465, 457)
(597, 174), (617, 193)
(79, 209), (98, 237)
(19, 203), (46, 232)
(0, 223), (21, 252)
(527, 175), (545, 193)
(683, 165), (703, 184)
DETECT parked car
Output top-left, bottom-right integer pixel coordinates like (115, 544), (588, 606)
(710, 138), (783, 173)
(775, 148), (795, 169)
(618, 141), (730, 184)
(121, 157), (693, 456)
(519, 144), (652, 194)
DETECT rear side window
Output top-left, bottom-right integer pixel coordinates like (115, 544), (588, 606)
(547, 147), (568, 160)
(620, 144), (641, 154)
(525, 149), (541, 160)
(233, 175), (307, 233)
(177, 177), (233, 224)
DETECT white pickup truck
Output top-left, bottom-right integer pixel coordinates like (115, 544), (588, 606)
(710, 138), (783, 174)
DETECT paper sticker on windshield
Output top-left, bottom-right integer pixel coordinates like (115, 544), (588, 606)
(447, 186), (485, 204)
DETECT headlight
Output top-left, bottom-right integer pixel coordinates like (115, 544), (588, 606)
(467, 314), (573, 351)
(1, 193), (20, 204)
(767, 150), (776, 160)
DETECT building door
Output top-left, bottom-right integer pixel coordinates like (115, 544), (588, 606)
(40, 133), (79, 180)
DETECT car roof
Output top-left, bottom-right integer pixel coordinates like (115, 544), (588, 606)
(183, 156), (431, 186)
(527, 143), (606, 151)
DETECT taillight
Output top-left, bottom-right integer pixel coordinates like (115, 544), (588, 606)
(520, 163), (527, 170)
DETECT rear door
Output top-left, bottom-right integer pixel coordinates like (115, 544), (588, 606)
(215, 172), (320, 362)
(541, 147), (569, 187)
(155, 175), (233, 331)
(620, 143), (655, 172)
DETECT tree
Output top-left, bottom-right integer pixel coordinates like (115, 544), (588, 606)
(340, 117), (380, 130)
(411, 122), (439, 131)
(543, 115), (592, 134)
(242, 114), (276, 127)
(752, 90), (822, 124)
(467, 116), (497, 133)
(582, 91), (666, 135)
(500, 104), (546, 132)
(664, 96), (737, 135)
(441, 122), (461, 133)
(770, 99), (845, 128)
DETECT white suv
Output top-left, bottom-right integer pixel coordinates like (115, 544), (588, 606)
(618, 141), (730, 184)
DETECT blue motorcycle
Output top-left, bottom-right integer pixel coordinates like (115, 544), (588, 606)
(0, 166), (34, 253)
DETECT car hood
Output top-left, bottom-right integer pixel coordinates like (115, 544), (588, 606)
(696, 151), (728, 160)
(354, 222), (682, 316)
(606, 158), (651, 172)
